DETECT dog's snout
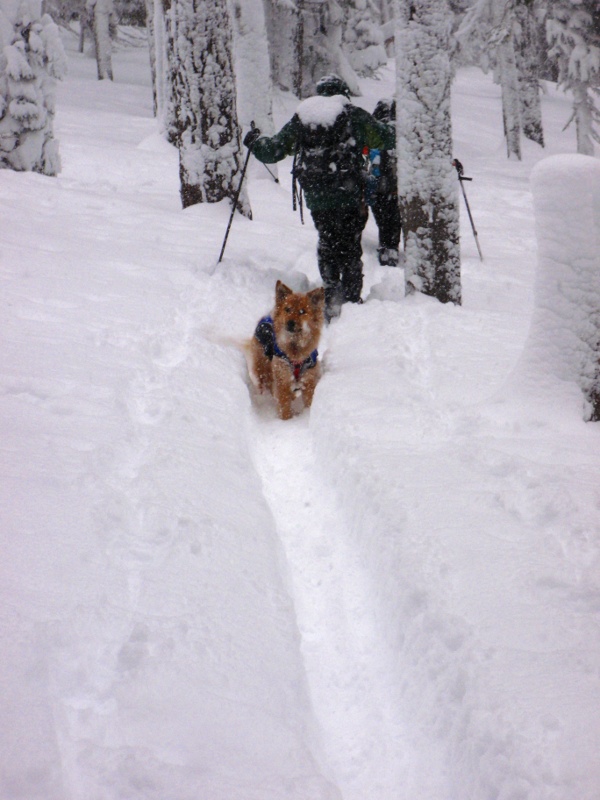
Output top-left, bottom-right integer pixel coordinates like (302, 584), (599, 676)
(286, 319), (297, 332)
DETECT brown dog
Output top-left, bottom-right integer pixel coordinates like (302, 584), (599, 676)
(248, 281), (325, 420)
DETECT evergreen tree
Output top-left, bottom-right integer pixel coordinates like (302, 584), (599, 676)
(86, 0), (117, 80)
(342, 0), (388, 77)
(157, 0), (178, 143)
(294, 0), (359, 98)
(170, 0), (249, 212)
(263, 0), (298, 93)
(546, 0), (600, 155)
(44, 0), (85, 26)
(461, 0), (523, 158)
(396, 0), (461, 304)
(458, 0), (547, 158)
(145, 0), (177, 137)
(113, 0), (146, 25)
(144, 0), (157, 115)
(0, 0), (67, 176)
(494, 0), (522, 159)
(230, 0), (276, 144)
(514, 0), (545, 147)
(264, 0), (361, 98)
(377, 0), (394, 24)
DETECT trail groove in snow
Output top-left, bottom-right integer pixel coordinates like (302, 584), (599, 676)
(248, 407), (410, 800)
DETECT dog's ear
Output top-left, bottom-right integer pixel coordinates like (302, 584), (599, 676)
(276, 281), (293, 304)
(308, 287), (325, 309)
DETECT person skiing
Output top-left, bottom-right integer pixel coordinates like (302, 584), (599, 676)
(365, 99), (401, 266)
(244, 74), (395, 322)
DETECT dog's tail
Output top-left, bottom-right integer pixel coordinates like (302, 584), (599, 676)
(203, 332), (252, 354)
(204, 332), (261, 388)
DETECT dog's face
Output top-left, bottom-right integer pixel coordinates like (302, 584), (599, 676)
(272, 281), (325, 359)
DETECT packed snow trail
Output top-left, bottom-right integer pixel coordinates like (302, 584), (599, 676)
(247, 396), (448, 800)
(3, 33), (600, 800)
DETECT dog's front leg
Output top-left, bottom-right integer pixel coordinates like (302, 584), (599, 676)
(300, 364), (321, 409)
(272, 360), (295, 420)
(249, 341), (273, 395)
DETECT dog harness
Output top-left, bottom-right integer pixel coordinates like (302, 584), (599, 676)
(255, 316), (318, 381)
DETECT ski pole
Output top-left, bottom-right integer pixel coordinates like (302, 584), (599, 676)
(218, 122), (257, 264)
(262, 162), (279, 183)
(452, 158), (483, 262)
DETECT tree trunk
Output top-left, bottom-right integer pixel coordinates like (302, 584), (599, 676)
(492, 1), (521, 159)
(515, 1), (544, 147)
(230, 0), (276, 143)
(78, 11), (86, 53)
(498, 38), (521, 159)
(293, 0), (357, 98)
(160, 0), (179, 144)
(396, 0), (461, 305)
(573, 82), (595, 156)
(171, 0), (249, 213)
(89, 0), (114, 80)
(518, 72), (544, 147)
(264, 0), (299, 93)
(145, 0), (157, 115)
(294, 0), (305, 98)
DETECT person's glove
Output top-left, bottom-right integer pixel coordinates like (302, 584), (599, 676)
(243, 127), (261, 149)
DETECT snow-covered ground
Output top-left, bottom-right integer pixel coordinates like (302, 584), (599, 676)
(1, 31), (599, 800)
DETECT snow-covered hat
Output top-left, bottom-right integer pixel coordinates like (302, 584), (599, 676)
(316, 74), (351, 98)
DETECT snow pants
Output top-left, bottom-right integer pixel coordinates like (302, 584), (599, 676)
(370, 192), (401, 252)
(310, 205), (368, 312)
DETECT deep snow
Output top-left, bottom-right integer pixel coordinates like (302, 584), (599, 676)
(1, 28), (599, 800)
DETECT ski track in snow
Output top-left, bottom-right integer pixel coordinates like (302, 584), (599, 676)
(249, 407), (411, 799)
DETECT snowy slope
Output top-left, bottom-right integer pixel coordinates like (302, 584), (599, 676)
(1, 32), (599, 800)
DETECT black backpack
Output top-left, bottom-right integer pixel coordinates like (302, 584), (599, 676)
(292, 105), (365, 197)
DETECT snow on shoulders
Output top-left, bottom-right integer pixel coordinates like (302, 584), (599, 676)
(296, 94), (349, 127)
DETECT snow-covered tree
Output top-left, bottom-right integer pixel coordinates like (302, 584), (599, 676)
(0, 0), (67, 175)
(263, 0), (298, 92)
(294, 0), (360, 97)
(145, 0), (174, 128)
(113, 0), (146, 25)
(496, 2), (522, 159)
(458, 0), (547, 158)
(44, 0), (84, 26)
(264, 0), (361, 97)
(144, 0), (157, 114)
(377, 0), (393, 24)
(342, 0), (388, 77)
(155, 0), (178, 142)
(546, 0), (600, 155)
(375, 0), (395, 55)
(515, 0), (545, 147)
(86, 0), (117, 80)
(528, 155), (600, 421)
(169, 0), (249, 212)
(457, 0), (521, 159)
(395, 0), (461, 305)
(230, 0), (276, 146)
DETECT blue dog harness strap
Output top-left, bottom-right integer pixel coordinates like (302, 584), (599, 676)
(254, 316), (318, 380)
(255, 316), (277, 359)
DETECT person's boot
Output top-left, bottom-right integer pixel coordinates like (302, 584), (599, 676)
(378, 247), (399, 266)
(324, 285), (343, 324)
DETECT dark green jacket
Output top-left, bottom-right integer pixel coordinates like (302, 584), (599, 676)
(252, 103), (395, 212)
